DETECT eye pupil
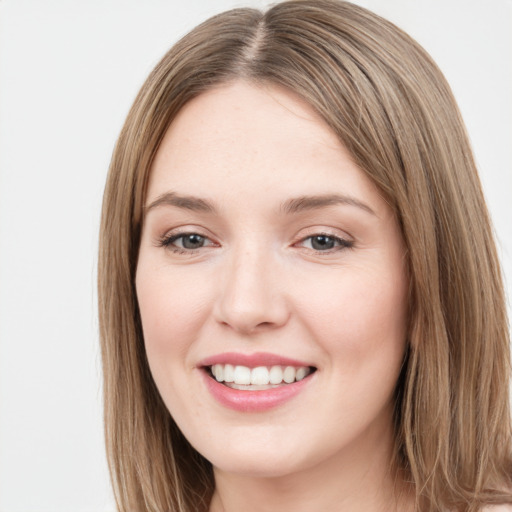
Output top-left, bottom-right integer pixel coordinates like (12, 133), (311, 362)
(311, 235), (335, 250)
(182, 234), (205, 249)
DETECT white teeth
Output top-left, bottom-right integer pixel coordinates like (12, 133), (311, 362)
(214, 364), (224, 382)
(209, 364), (312, 386)
(251, 366), (269, 385)
(269, 365), (283, 384)
(295, 367), (307, 381)
(223, 364), (234, 383)
(233, 365), (251, 385)
(211, 364), (221, 381)
(283, 366), (295, 383)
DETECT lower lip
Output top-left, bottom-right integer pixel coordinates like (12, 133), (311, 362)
(201, 370), (314, 412)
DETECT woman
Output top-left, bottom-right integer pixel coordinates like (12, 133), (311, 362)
(98, 1), (512, 510)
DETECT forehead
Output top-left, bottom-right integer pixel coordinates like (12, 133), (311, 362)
(152, 81), (336, 168)
(147, 81), (386, 216)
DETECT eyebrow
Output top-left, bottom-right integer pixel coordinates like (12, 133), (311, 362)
(144, 192), (376, 217)
(145, 192), (216, 213)
(280, 194), (377, 216)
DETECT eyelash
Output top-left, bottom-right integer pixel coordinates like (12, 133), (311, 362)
(157, 231), (354, 255)
(299, 233), (354, 252)
(157, 232), (217, 255)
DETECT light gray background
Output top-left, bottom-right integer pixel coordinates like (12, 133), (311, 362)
(0, 1), (510, 511)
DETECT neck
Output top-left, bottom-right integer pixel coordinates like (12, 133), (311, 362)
(209, 422), (414, 512)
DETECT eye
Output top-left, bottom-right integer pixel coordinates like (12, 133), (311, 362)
(299, 234), (353, 252)
(158, 232), (216, 253)
(174, 233), (207, 249)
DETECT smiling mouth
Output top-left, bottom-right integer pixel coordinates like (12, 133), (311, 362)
(205, 364), (316, 390)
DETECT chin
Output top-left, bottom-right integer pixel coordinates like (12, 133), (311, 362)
(210, 455), (301, 479)
(196, 433), (321, 479)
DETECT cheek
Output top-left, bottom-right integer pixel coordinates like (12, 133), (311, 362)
(297, 270), (408, 429)
(135, 261), (212, 366)
(295, 267), (408, 367)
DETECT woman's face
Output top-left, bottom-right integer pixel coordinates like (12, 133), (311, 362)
(136, 81), (409, 478)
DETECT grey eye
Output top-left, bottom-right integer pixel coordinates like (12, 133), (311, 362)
(299, 234), (353, 252)
(180, 234), (206, 249)
(309, 235), (337, 250)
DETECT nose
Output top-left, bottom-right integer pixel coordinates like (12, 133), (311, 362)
(213, 245), (290, 335)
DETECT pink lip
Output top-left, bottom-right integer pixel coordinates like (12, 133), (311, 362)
(200, 370), (314, 412)
(198, 351), (312, 368)
(197, 352), (316, 413)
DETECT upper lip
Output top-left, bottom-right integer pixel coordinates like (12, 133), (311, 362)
(198, 351), (314, 368)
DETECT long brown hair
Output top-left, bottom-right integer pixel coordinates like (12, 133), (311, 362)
(98, 1), (512, 510)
